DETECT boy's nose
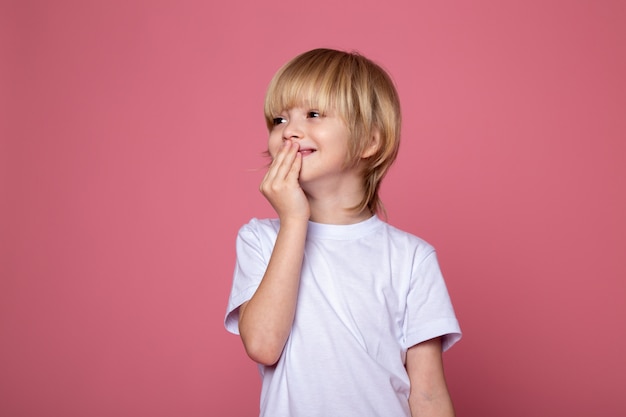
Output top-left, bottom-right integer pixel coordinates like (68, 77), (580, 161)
(282, 120), (304, 141)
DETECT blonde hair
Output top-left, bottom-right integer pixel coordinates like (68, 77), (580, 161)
(264, 48), (401, 215)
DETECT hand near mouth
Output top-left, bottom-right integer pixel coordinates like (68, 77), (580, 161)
(260, 140), (311, 222)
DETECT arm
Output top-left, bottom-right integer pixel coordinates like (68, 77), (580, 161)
(406, 337), (455, 417)
(238, 140), (309, 366)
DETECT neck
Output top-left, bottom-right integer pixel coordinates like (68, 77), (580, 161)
(306, 195), (373, 225)
(299, 168), (371, 224)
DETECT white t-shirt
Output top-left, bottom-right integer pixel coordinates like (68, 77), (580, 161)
(225, 215), (461, 417)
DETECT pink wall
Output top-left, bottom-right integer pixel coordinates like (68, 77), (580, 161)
(2, 1), (624, 415)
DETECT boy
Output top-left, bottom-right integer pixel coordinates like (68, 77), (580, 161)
(225, 48), (461, 417)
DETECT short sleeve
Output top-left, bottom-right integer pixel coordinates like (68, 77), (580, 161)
(224, 219), (273, 334)
(403, 250), (461, 352)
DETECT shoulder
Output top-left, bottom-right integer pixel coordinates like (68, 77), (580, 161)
(236, 217), (280, 244)
(380, 220), (435, 261)
(233, 218), (281, 265)
(238, 217), (280, 234)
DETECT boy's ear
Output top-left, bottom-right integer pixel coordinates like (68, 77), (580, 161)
(360, 129), (381, 159)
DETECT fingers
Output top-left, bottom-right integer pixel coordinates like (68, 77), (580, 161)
(264, 141), (299, 184)
(259, 141), (309, 220)
(286, 146), (302, 181)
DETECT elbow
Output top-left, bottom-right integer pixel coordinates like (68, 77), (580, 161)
(238, 304), (287, 366)
(242, 335), (284, 366)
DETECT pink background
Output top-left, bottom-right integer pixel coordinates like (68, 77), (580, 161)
(2, 1), (625, 416)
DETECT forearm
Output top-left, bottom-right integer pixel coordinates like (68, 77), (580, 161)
(407, 338), (455, 417)
(409, 388), (455, 417)
(238, 218), (307, 365)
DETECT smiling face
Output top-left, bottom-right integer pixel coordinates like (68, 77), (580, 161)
(263, 48), (402, 214)
(268, 106), (356, 188)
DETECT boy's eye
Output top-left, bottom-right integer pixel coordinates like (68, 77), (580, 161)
(272, 117), (287, 126)
(307, 111), (321, 118)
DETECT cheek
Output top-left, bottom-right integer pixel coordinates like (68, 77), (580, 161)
(267, 135), (282, 158)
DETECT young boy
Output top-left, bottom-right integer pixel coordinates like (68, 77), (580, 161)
(225, 48), (461, 417)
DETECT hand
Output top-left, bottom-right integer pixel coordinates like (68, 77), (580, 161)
(260, 140), (310, 222)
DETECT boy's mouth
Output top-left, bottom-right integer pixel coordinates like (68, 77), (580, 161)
(298, 148), (316, 157)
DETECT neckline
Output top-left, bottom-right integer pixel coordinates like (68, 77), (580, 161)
(306, 215), (383, 240)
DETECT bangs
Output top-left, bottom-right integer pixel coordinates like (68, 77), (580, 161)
(264, 54), (352, 129)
